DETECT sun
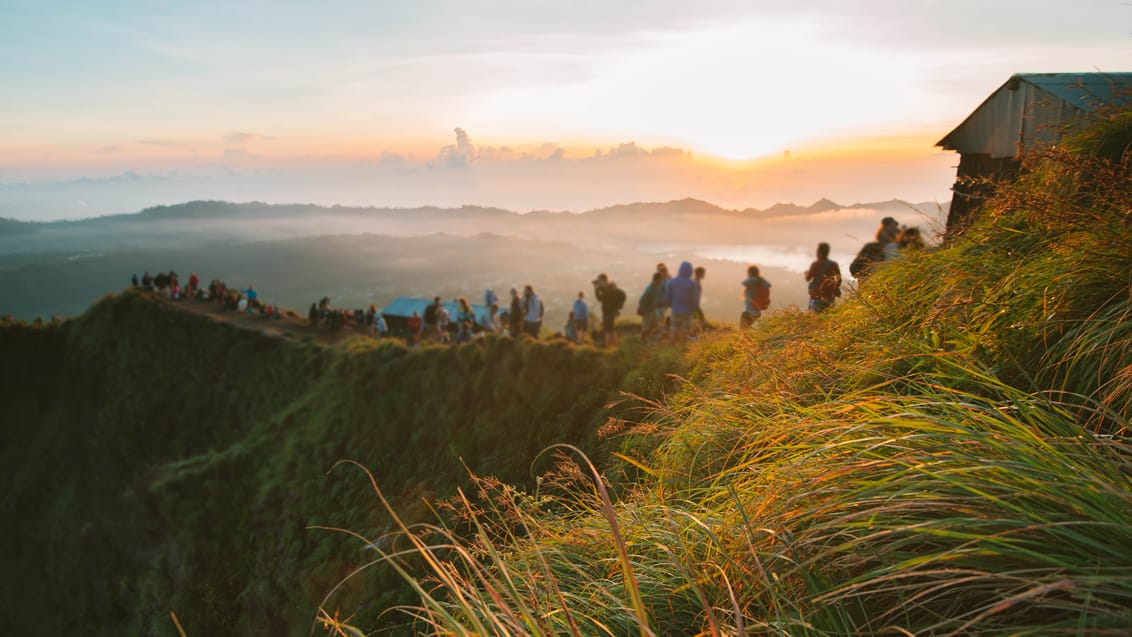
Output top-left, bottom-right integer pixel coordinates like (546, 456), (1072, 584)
(467, 19), (929, 163)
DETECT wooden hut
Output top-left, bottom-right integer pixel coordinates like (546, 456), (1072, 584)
(937, 72), (1132, 232)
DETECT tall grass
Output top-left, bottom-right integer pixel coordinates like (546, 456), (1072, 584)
(337, 108), (1132, 634)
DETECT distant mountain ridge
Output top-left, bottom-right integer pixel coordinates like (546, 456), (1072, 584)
(0, 195), (944, 320)
(0, 196), (945, 229)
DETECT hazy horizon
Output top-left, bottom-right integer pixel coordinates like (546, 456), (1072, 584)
(1, 131), (954, 222)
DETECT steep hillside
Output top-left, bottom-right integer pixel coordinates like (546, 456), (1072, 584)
(340, 109), (1132, 635)
(0, 293), (689, 636)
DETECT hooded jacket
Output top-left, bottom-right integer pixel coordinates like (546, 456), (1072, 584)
(666, 261), (700, 316)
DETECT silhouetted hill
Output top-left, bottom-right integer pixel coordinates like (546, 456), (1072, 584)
(0, 291), (689, 636)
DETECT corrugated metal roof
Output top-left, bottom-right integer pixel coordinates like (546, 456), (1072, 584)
(937, 72), (1132, 157)
(1018, 73), (1132, 111)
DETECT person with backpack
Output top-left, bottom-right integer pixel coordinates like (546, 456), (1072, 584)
(805, 242), (842, 314)
(594, 273), (625, 348)
(741, 265), (772, 328)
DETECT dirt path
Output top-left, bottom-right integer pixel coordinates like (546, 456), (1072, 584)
(164, 296), (377, 346)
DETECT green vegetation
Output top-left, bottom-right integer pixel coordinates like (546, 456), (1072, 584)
(3, 110), (1128, 637)
(0, 297), (689, 636)
(333, 109), (1132, 635)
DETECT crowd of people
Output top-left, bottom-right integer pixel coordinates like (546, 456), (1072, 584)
(132, 271), (289, 320)
(115, 217), (922, 346)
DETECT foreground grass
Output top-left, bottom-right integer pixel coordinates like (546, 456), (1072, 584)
(334, 109), (1132, 635)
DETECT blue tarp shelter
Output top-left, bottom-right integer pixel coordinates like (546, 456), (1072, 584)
(381, 296), (490, 334)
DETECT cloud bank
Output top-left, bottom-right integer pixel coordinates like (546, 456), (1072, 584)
(1, 127), (954, 221)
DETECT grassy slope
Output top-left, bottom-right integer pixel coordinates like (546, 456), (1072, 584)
(0, 293), (688, 636)
(365, 110), (1132, 635)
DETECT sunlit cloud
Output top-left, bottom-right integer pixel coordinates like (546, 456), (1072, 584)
(224, 132), (275, 146)
(137, 140), (197, 155)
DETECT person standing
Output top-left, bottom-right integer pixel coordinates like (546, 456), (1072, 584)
(407, 311), (422, 346)
(805, 242), (842, 314)
(571, 291), (589, 344)
(509, 288), (523, 338)
(522, 285), (542, 338)
(877, 217), (901, 260)
(638, 272), (665, 342)
(456, 297), (476, 329)
(437, 302), (452, 343)
(423, 296), (442, 341)
(666, 261), (700, 343)
(654, 262), (671, 332)
(692, 265), (707, 332)
(481, 303), (501, 334)
(594, 273), (625, 348)
(740, 265), (771, 327)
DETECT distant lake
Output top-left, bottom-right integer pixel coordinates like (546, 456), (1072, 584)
(645, 243), (856, 274)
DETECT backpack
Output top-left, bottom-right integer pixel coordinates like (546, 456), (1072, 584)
(611, 286), (626, 311)
(850, 242), (885, 278)
(424, 304), (437, 323)
(752, 279), (770, 311)
(810, 260), (841, 299)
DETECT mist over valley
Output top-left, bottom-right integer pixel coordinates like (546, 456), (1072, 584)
(0, 197), (945, 323)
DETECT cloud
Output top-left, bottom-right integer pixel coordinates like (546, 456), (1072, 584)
(224, 132), (275, 145)
(138, 139), (197, 154)
(477, 145), (517, 161)
(436, 127), (477, 167)
(223, 148), (255, 161)
(378, 151), (407, 164)
(607, 142), (648, 158)
(600, 141), (690, 160)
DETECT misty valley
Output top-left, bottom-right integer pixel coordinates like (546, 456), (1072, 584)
(0, 198), (944, 324)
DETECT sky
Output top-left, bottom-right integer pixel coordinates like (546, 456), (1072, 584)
(1, 0), (1130, 220)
